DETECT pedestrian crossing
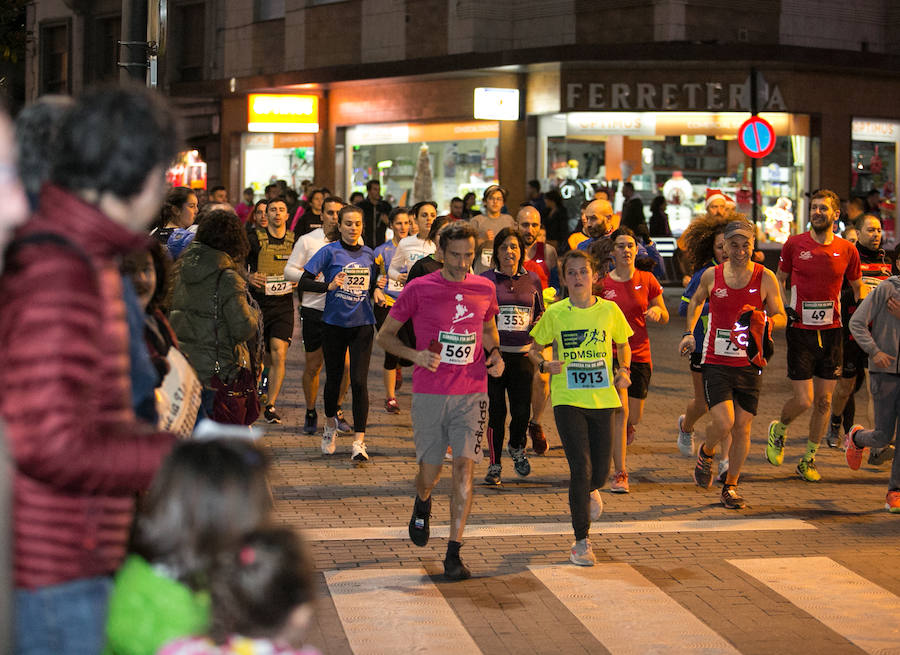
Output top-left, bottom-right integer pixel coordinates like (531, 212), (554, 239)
(320, 556), (900, 655)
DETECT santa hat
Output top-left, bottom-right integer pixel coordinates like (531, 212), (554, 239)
(705, 188), (730, 208)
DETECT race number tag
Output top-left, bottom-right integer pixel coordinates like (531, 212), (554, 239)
(438, 331), (476, 365)
(714, 328), (745, 357)
(498, 305), (531, 332)
(481, 248), (493, 268)
(566, 360), (609, 390)
(264, 277), (292, 296)
(342, 266), (370, 293)
(801, 301), (834, 326)
(387, 278), (405, 293)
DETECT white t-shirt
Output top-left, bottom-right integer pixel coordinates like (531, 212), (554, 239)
(285, 227), (329, 310)
(388, 235), (436, 282)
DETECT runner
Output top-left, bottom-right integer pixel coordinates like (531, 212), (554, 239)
(596, 227), (668, 493)
(516, 205), (559, 455)
(373, 207), (412, 413)
(388, 201), (438, 286)
(680, 220), (785, 508)
(481, 227), (544, 485)
(767, 189), (864, 481)
(676, 213), (731, 479)
(826, 214), (894, 464)
(301, 205), (380, 462)
(845, 271), (900, 512)
(376, 222), (504, 580)
(529, 249), (633, 566)
(284, 196), (352, 438)
(247, 196), (295, 424)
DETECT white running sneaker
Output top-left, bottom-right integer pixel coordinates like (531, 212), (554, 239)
(351, 440), (369, 462)
(589, 489), (603, 521)
(677, 414), (695, 457)
(717, 459), (729, 484)
(321, 422), (337, 455)
(570, 539), (596, 566)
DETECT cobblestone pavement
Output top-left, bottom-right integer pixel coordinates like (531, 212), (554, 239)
(260, 289), (900, 655)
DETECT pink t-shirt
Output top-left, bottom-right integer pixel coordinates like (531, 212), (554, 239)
(389, 270), (499, 395)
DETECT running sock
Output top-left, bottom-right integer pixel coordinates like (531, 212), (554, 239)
(415, 495), (432, 514)
(830, 414), (841, 428)
(804, 439), (819, 460)
(699, 444), (715, 458)
(446, 540), (462, 560)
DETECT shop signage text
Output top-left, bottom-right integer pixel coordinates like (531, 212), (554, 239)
(565, 80), (786, 112)
(852, 119), (899, 143)
(248, 94), (319, 133)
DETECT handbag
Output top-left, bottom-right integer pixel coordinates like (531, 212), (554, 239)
(210, 269), (260, 425)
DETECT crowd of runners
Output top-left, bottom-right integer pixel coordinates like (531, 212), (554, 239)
(2, 85), (900, 653)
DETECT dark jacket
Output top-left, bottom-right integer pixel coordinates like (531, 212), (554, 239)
(169, 242), (260, 385)
(0, 185), (176, 589)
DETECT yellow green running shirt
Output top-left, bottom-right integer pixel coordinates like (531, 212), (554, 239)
(530, 297), (632, 409)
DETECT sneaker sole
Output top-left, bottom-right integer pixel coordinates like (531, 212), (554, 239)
(609, 487), (629, 494)
(886, 504), (900, 513)
(266, 417), (282, 424)
(352, 454), (369, 462)
(569, 554), (595, 566)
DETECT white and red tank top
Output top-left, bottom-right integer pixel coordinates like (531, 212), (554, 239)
(701, 263), (764, 367)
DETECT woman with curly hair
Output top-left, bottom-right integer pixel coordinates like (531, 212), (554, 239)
(169, 210), (261, 419)
(674, 212), (736, 475)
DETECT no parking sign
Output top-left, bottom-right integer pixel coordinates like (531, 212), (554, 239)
(738, 116), (776, 158)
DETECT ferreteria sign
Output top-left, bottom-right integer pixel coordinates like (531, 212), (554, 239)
(564, 76), (787, 113)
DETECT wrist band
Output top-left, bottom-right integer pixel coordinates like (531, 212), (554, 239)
(488, 346), (500, 356)
(539, 359), (546, 373)
(682, 331), (693, 337)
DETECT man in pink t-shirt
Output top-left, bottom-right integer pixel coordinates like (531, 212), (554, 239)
(377, 222), (504, 581)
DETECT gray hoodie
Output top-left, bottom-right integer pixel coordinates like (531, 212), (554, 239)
(848, 276), (900, 375)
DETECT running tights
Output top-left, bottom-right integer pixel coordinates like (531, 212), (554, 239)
(553, 404), (614, 541)
(322, 323), (374, 431)
(487, 351), (533, 464)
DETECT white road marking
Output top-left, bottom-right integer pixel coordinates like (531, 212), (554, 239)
(529, 563), (740, 654)
(302, 518), (814, 542)
(324, 568), (482, 655)
(729, 556), (900, 654)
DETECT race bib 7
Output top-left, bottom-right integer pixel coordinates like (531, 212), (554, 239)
(714, 328), (745, 357)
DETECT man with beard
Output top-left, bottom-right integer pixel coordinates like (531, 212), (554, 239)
(766, 189), (864, 481)
(826, 214), (894, 463)
(515, 205), (559, 455)
(578, 199), (653, 270)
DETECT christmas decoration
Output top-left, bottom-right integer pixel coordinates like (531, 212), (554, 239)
(412, 143), (434, 203)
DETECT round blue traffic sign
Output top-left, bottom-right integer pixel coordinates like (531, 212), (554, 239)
(738, 116), (776, 159)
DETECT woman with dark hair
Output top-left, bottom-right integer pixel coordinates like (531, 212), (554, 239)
(481, 227), (544, 485)
(169, 210), (261, 418)
(595, 227), (668, 493)
(388, 201), (438, 285)
(648, 196), (672, 237)
(290, 187), (325, 237)
(461, 192), (477, 220)
(544, 189), (569, 248)
(151, 187), (198, 245)
(406, 215), (450, 281)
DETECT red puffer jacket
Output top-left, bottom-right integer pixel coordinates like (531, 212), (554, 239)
(0, 185), (176, 589)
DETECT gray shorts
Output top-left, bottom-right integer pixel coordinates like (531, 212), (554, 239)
(411, 393), (488, 465)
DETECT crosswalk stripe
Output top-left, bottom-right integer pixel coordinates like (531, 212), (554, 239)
(529, 564), (740, 654)
(302, 518), (814, 542)
(323, 568), (482, 655)
(728, 556), (900, 654)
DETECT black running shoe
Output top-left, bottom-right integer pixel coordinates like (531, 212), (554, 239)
(693, 446), (714, 489)
(408, 496), (431, 547)
(443, 556), (472, 581)
(303, 409), (317, 435)
(721, 484), (746, 509)
(264, 405), (282, 424)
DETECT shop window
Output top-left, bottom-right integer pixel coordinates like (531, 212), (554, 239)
(852, 119), (899, 240)
(40, 21), (70, 95)
(85, 15), (121, 84)
(255, 0), (285, 21)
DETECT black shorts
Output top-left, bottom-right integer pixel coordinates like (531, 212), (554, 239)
(373, 303), (413, 370)
(841, 337), (868, 379)
(614, 360), (652, 400)
(702, 364), (762, 415)
(786, 326), (842, 381)
(690, 351), (703, 374)
(300, 306), (324, 352)
(261, 301), (294, 348)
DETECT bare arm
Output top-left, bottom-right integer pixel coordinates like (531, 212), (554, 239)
(375, 314), (440, 371)
(614, 341), (632, 389)
(762, 269), (787, 329)
(482, 319), (505, 377)
(775, 268), (791, 310)
(644, 293), (669, 324)
(850, 276), (865, 302)
(679, 267), (712, 356)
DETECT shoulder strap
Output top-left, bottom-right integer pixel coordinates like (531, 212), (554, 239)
(212, 268), (228, 374)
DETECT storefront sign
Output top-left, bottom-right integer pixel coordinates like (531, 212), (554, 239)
(474, 88), (520, 121)
(349, 121), (499, 146)
(566, 112), (801, 138)
(852, 119), (900, 143)
(567, 112), (656, 136)
(565, 79), (786, 112)
(738, 116), (777, 158)
(247, 94), (319, 133)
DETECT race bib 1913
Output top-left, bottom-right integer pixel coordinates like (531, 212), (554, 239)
(566, 360), (609, 390)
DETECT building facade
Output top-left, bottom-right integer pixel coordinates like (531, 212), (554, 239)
(24, 0), (900, 239)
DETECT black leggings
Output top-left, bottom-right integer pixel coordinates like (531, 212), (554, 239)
(322, 323), (374, 431)
(373, 304), (412, 370)
(487, 351), (534, 464)
(552, 405), (614, 541)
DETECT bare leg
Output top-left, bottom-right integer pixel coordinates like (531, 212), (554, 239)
(830, 376), (855, 417)
(808, 377), (837, 446)
(339, 351), (351, 407)
(416, 461), (443, 501)
(682, 371), (708, 432)
(780, 379), (814, 425)
(383, 367), (397, 399)
(448, 457), (475, 542)
(267, 337), (290, 406)
(612, 388), (629, 472)
(531, 348), (551, 422)
(703, 400), (735, 455)
(725, 408), (753, 485)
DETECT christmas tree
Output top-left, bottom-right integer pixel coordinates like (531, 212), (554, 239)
(412, 143), (433, 203)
